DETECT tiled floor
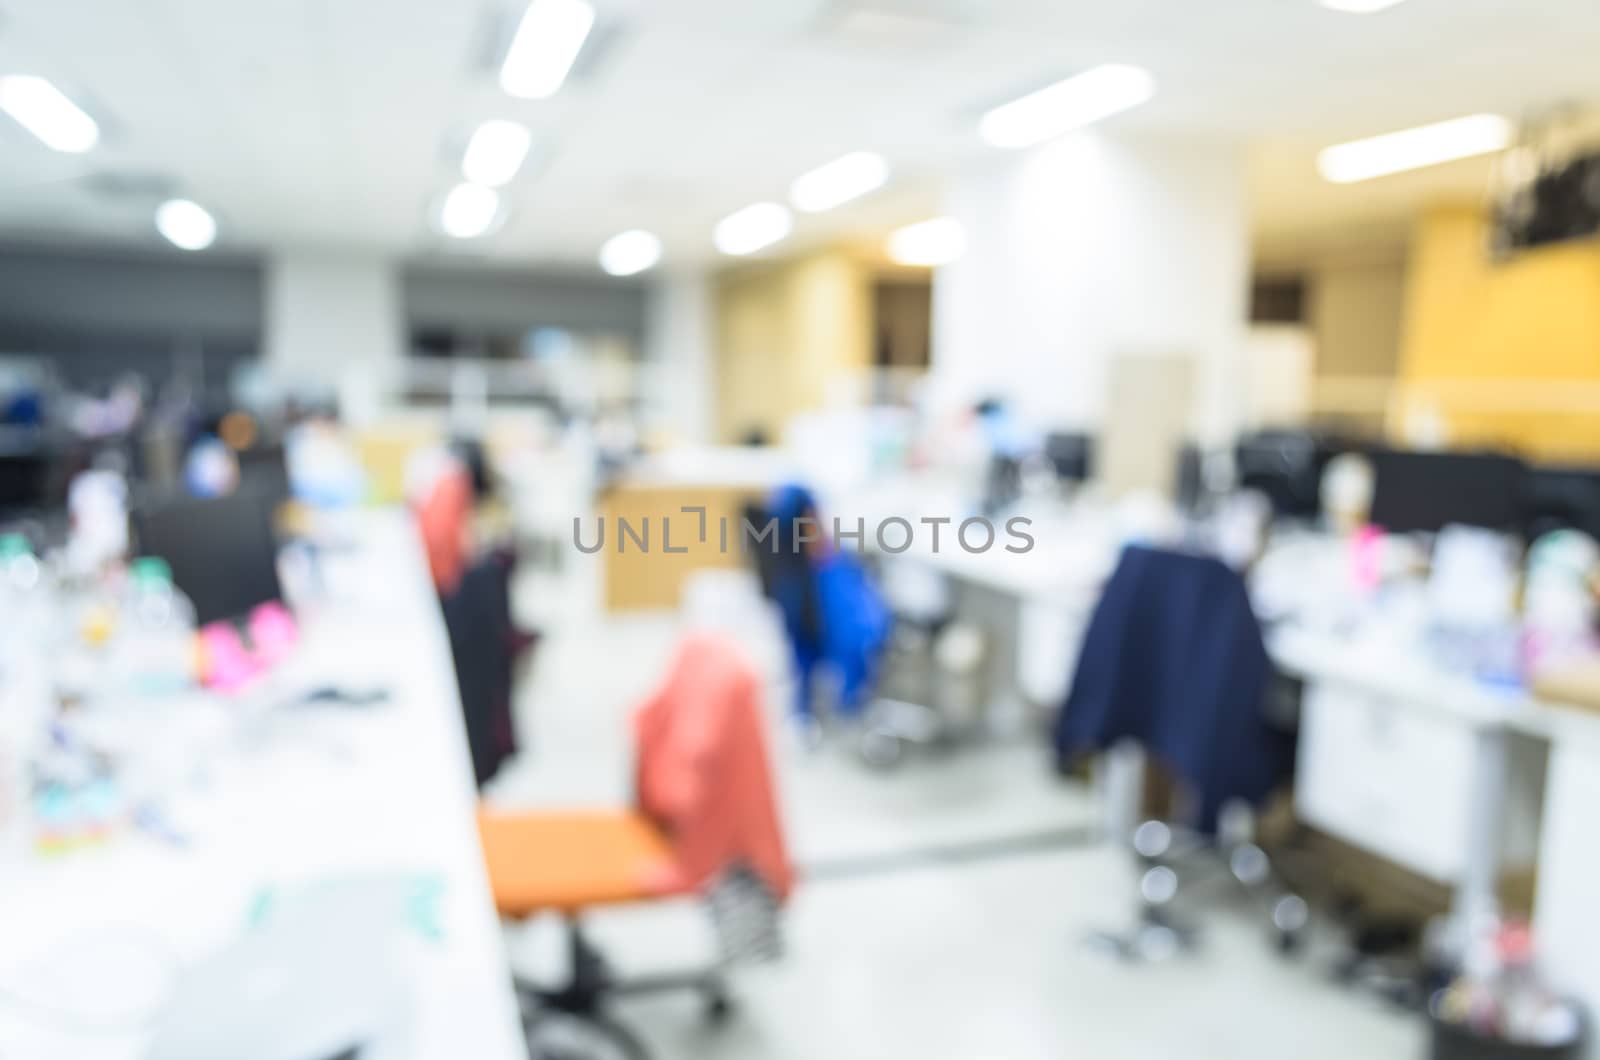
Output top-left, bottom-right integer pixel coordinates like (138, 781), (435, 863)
(492, 567), (1420, 1059)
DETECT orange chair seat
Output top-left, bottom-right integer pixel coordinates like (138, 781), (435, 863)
(478, 809), (675, 918)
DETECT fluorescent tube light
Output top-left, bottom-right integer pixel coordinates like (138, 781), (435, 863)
(979, 64), (1155, 149)
(1317, 114), (1513, 183)
(599, 229), (662, 276)
(0, 75), (99, 153)
(789, 151), (890, 213)
(155, 199), (217, 251)
(500, 0), (596, 100)
(887, 217), (966, 266)
(440, 183), (500, 238)
(1320, 0), (1409, 12)
(713, 203), (792, 256)
(462, 120), (532, 186)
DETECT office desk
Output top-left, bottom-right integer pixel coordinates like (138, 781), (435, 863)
(0, 511), (528, 1060)
(1267, 622), (1546, 953)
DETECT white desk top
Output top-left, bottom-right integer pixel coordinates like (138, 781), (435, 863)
(0, 511), (527, 1060)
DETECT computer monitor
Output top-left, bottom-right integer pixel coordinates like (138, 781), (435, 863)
(0, 449), (52, 513)
(1523, 464), (1600, 541)
(1043, 432), (1095, 484)
(236, 442), (292, 511)
(134, 490), (284, 626)
(1368, 449), (1526, 536)
(1233, 430), (1325, 520)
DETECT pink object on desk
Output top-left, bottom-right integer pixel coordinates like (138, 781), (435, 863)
(1351, 524), (1384, 594)
(197, 604), (300, 691)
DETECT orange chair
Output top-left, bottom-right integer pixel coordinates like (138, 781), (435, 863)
(478, 633), (792, 1054)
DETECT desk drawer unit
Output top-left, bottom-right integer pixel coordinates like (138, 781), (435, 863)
(1296, 682), (1476, 883)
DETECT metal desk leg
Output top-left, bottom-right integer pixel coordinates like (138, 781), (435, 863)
(1447, 725), (1510, 961)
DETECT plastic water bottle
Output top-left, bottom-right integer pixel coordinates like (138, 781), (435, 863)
(116, 557), (198, 697)
(0, 533), (48, 862)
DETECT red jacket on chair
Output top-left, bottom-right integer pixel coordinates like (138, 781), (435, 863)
(634, 633), (794, 902)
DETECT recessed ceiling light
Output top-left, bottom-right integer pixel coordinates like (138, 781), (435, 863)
(789, 151), (890, 214)
(887, 217), (966, 266)
(0, 75), (99, 153)
(713, 203), (793, 256)
(500, 0), (596, 100)
(440, 183), (500, 238)
(599, 229), (663, 276)
(155, 199), (217, 251)
(1319, 0), (1409, 12)
(1317, 114), (1513, 183)
(979, 64), (1155, 150)
(462, 120), (532, 187)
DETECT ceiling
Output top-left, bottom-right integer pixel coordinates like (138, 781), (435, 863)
(2, 0), (1599, 270)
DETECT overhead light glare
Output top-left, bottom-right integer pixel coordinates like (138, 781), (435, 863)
(979, 64), (1155, 149)
(500, 0), (596, 100)
(789, 151), (890, 213)
(440, 183), (500, 238)
(462, 119), (532, 186)
(713, 203), (793, 257)
(1317, 113), (1513, 183)
(0, 75), (99, 153)
(887, 217), (966, 267)
(155, 199), (217, 251)
(599, 229), (663, 276)
(1319, 0), (1409, 12)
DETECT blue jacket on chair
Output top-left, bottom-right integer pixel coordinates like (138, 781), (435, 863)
(766, 484), (889, 719)
(1054, 544), (1289, 831)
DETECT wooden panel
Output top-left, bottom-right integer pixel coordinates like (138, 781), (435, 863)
(598, 483), (760, 612)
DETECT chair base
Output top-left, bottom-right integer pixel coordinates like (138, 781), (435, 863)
(515, 915), (733, 1060)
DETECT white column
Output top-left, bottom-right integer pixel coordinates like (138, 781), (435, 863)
(264, 253), (404, 423)
(642, 269), (714, 444)
(931, 131), (1249, 444)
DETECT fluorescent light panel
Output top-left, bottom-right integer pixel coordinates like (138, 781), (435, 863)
(790, 151), (889, 213)
(0, 75), (98, 153)
(599, 230), (662, 276)
(155, 199), (217, 251)
(887, 217), (966, 267)
(979, 64), (1155, 149)
(1320, 0), (1409, 12)
(713, 202), (792, 256)
(462, 120), (532, 186)
(440, 183), (500, 238)
(1318, 114), (1513, 183)
(500, 0), (596, 99)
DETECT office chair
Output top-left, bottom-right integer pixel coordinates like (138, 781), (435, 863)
(478, 634), (792, 1060)
(1056, 545), (1307, 960)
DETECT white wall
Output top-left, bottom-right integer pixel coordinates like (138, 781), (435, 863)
(931, 130), (1249, 444)
(641, 270), (714, 444)
(264, 254), (404, 420)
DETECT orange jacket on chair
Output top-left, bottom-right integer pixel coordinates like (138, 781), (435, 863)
(634, 633), (794, 902)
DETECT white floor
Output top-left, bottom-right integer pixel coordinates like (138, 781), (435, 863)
(489, 564), (1420, 1060)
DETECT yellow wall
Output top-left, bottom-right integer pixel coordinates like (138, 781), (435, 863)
(712, 250), (873, 442)
(1396, 205), (1600, 459)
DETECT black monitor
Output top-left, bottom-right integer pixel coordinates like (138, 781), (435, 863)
(1523, 464), (1600, 541)
(134, 490), (284, 626)
(236, 443), (292, 511)
(1234, 430), (1326, 520)
(1368, 449), (1526, 536)
(1043, 432), (1095, 483)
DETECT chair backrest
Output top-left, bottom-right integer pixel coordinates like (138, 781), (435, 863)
(633, 633), (793, 902)
(1056, 545), (1286, 829)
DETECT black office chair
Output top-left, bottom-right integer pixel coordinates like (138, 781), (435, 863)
(1056, 545), (1308, 960)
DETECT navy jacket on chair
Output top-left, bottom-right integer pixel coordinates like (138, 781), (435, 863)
(1054, 544), (1289, 831)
